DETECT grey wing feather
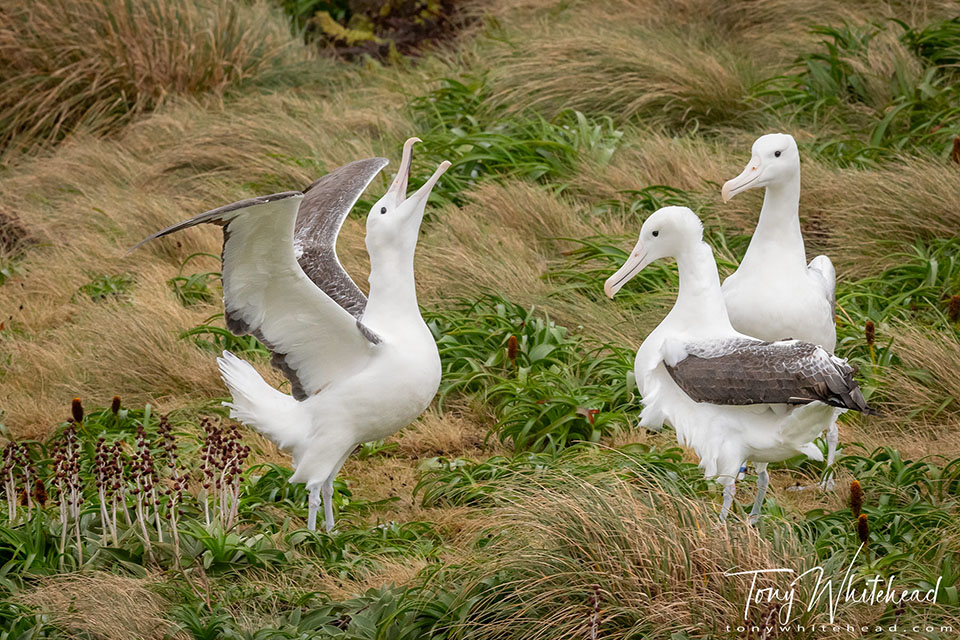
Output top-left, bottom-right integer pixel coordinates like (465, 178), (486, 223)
(128, 191), (302, 253)
(666, 338), (875, 414)
(295, 157), (389, 319)
(132, 187), (383, 401)
(808, 254), (836, 313)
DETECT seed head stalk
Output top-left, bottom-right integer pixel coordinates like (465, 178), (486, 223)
(1, 443), (18, 523)
(158, 415), (186, 565)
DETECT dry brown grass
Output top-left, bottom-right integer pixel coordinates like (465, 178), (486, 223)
(485, 7), (760, 131)
(478, 0), (950, 132)
(0, 0), (302, 157)
(880, 323), (960, 422)
(394, 409), (493, 460)
(418, 180), (669, 345)
(435, 474), (872, 640)
(16, 572), (175, 640)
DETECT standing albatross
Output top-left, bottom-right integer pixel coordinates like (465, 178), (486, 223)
(133, 138), (450, 531)
(721, 133), (841, 488)
(604, 206), (874, 521)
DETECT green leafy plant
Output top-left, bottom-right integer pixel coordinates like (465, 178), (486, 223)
(168, 253), (221, 306)
(75, 273), (134, 302)
(426, 295), (642, 451)
(754, 19), (960, 164)
(180, 313), (270, 358)
(411, 77), (623, 206)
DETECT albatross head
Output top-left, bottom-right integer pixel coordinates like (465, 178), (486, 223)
(604, 206), (703, 298)
(366, 137), (451, 253)
(721, 133), (799, 202)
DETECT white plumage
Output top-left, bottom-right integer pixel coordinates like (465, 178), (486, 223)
(605, 206), (872, 521)
(721, 133), (840, 487)
(135, 139), (450, 531)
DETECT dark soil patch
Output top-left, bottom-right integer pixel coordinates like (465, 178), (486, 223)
(0, 209), (31, 255)
(287, 0), (473, 60)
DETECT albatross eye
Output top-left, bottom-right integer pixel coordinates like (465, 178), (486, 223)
(774, 150), (782, 158)
(652, 230), (660, 237)
(380, 206), (387, 214)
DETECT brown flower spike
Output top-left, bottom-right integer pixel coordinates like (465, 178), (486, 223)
(850, 479), (863, 517)
(857, 513), (869, 545)
(33, 477), (47, 507)
(71, 398), (84, 423)
(507, 335), (518, 363)
(111, 396), (121, 415)
(864, 321), (875, 347)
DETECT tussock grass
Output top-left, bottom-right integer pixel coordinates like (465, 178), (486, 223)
(485, 8), (760, 131)
(435, 474), (850, 639)
(882, 323), (960, 423)
(16, 573), (171, 640)
(0, 0), (301, 157)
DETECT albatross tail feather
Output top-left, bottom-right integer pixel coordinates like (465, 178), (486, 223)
(218, 351), (309, 452)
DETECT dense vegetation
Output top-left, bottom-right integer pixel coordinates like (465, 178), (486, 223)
(1, 0), (959, 638)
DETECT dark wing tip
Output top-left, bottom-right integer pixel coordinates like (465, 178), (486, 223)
(127, 190), (303, 254)
(302, 157), (389, 194)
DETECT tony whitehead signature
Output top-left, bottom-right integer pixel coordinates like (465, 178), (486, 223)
(725, 544), (942, 625)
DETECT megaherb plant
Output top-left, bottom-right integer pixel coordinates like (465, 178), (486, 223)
(0, 401), (257, 574)
(425, 295), (642, 451)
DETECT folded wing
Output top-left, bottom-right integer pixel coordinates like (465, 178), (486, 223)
(134, 192), (381, 401)
(665, 338), (875, 413)
(807, 254), (836, 314)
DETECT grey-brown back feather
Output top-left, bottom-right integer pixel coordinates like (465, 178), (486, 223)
(666, 338), (875, 414)
(295, 157), (388, 319)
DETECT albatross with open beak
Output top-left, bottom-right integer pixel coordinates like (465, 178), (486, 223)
(720, 133), (841, 489)
(133, 138), (450, 531)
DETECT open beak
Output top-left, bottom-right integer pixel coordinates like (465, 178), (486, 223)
(721, 156), (762, 202)
(406, 160), (451, 211)
(604, 241), (652, 299)
(386, 136), (450, 211)
(386, 137), (419, 206)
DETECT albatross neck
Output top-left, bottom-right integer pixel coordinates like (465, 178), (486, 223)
(364, 244), (422, 322)
(671, 241), (732, 332)
(738, 171), (807, 273)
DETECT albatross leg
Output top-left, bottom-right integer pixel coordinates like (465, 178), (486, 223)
(719, 479), (736, 521)
(749, 463), (769, 525)
(820, 422), (839, 491)
(321, 478), (335, 532)
(307, 485), (321, 531)
(321, 448), (354, 533)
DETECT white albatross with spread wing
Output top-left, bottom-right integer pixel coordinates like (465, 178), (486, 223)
(721, 133), (841, 488)
(133, 138), (450, 531)
(604, 206), (874, 522)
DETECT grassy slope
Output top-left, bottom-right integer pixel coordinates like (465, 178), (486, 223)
(1, 0), (960, 638)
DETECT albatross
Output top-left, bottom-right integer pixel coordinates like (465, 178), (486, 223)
(721, 133), (841, 488)
(604, 206), (874, 522)
(133, 138), (450, 531)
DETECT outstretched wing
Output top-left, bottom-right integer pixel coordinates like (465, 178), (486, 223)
(664, 338), (874, 413)
(808, 254), (836, 314)
(295, 157), (389, 319)
(133, 192), (380, 401)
